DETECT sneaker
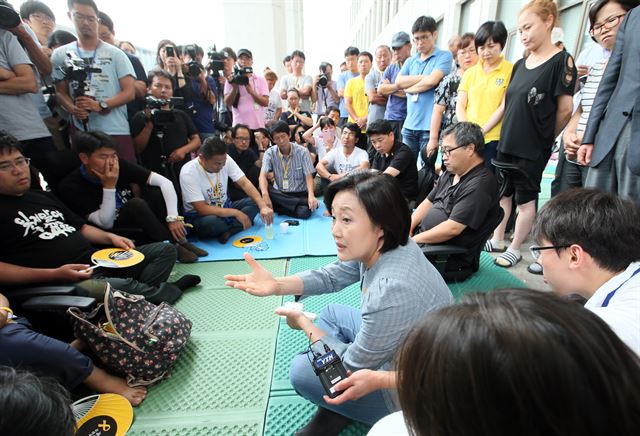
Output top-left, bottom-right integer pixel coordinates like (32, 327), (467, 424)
(176, 243), (198, 263)
(527, 261), (543, 275)
(179, 241), (208, 257)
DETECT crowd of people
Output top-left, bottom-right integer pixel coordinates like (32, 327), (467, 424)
(1, 0), (639, 434)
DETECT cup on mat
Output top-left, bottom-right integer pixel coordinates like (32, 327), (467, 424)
(280, 222), (289, 234)
(265, 223), (274, 239)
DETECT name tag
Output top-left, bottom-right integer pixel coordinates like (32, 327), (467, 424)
(282, 178), (289, 190)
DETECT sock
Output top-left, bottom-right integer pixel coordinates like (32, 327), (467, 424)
(505, 247), (521, 256)
(171, 274), (201, 291)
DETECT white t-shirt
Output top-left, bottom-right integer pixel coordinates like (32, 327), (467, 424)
(585, 261), (640, 355)
(368, 411), (409, 436)
(265, 88), (282, 122)
(323, 146), (368, 175)
(180, 156), (245, 214)
(312, 129), (343, 161)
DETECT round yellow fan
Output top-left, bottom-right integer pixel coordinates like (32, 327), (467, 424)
(232, 235), (263, 248)
(91, 248), (145, 268)
(72, 394), (133, 436)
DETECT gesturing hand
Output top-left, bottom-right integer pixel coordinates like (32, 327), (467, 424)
(224, 253), (279, 296)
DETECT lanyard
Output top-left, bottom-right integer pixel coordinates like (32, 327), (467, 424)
(199, 160), (221, 204)
(278, 147), (292, 179)
(76, 41), (99, 82)
(601, 266), (640, 307)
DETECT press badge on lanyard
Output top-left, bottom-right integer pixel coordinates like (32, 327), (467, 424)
(282, 178), (289, 190)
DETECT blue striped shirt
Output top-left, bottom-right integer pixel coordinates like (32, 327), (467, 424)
(261, 143), (314, 192)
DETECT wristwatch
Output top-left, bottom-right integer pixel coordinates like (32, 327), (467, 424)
(99, 101), (109, 113)
(166, 215), (185, 223)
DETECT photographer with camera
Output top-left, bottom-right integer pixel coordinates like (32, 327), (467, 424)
(311, 62), (339, 118)
(182, 44), (217, 140)
(51, 0), (136, 161)
(223, 48), (269, 130)
(154, 40), (193, 110)
(132, 70), (200, 189)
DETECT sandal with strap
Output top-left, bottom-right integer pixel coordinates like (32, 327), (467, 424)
(495, 250), (522, 268)
(484, 240), (507, 253)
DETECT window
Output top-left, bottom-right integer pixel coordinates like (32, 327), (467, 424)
(504, 30), (520, 63)
(558, 0), (588, 56)
(459, 0), (476, 33)
(436, 17), (444, 45)
(497, 0), (523, 30)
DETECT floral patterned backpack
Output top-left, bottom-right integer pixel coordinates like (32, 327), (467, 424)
(68, 284), (192, 386)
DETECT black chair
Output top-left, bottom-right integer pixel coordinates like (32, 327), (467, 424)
(422, 205), (505, 282)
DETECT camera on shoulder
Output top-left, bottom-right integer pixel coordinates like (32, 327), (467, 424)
(145, 96), (184, 126)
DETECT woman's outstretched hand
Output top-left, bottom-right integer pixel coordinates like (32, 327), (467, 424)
(224, 253), (279, 297)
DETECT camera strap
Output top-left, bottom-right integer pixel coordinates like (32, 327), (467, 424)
(75, 41), (99, 83)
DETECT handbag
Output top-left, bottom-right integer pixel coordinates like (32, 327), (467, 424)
(68, 284), (193, 386)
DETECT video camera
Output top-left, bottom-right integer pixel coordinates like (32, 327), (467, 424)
(309, 341), (348, 399)
(230, 65), (253, 86)
(145, 96), (184, 126)
(183, 44), (204, 78)
(205, 45), (226, 79)
(60, 51), (102, 98)
(318, 63), (329, 88)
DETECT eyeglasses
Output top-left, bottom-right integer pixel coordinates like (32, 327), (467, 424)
(439, 144), (466, 157)
(72, 12), (99, 24)
(529, 245), (570, 260)
(29, 13), (54, 23)
(0, 157), (30, 172)
(412, 34), (432, 42)
(590, 13), (626, 36)
(457, 48), (477, 57)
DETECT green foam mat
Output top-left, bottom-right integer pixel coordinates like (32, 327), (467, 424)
(172, 258), (287, 289)
(271, 327), (309, 392)
(128, 419), (261, 436)
(287, 255), (338, 274)
(447, 252), (525, 300)
(264, 396), (370, 436)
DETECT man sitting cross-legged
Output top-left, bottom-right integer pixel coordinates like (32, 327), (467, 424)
(180, 137), (274, 244)
(0, 131), (199, 304)
(260, 120), (319, 218)
(58, 131), (207, 263)
(316, 122), (369, 193)
(410, 122), (499, 279)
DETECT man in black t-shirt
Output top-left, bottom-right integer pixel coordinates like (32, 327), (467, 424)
(227, 124), (260, 201)
(410, 123), (499, 277)
(132, 69), (201, 190)
(58, 131), (207, 263)
(367, 119), (418, 202)
(0, 131), (200, 304)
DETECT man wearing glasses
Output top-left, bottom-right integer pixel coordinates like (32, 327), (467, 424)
(410, 122), (499, 279)
(393, 15), (452, 160)
(19, 1), (55, 51)
(531, 188), (640, 355)
(51, 0), (136, 161)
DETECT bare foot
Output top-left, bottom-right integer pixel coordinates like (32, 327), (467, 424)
(70, 339), (86, 351)
(84, 367), (147, 406)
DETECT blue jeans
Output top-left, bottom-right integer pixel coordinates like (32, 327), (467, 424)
(401, 127), (430, 161)
(191, 197), (258, 238)
(289, 304), (394, 425)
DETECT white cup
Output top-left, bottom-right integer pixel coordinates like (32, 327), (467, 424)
(280, 222), (289, 234)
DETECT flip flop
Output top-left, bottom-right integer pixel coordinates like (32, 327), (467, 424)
(495, 251), (522, 268)
(484, 240), (506, 253)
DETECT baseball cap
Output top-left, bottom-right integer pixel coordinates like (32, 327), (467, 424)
(237, 48), (253, 59)
(391, 31), (410, 49)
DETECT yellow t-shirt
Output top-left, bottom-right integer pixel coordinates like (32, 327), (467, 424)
(344, 76), (368, 126)
(459, 57), (513, 142)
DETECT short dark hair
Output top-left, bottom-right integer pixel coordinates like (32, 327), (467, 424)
(48, 30), (77, 49)
(282, 55), (291, 64)
(74, 131), (116, 155)
(412, 15), (437, 34)
(319, 117), (336, 130)
(290, 50), (305, 60)
(475, 21), (508, 50)
(270, 120), (290, 136)
(325, 105), (340, 115)
(532, 188), (640, 272)
(319, 61), (332, 71)
(589, 0), (639, 31)
(221, 47), (237, 61)
(200, 136), (227, 158)
(397, 288), (640, 436)
(441, 122), (485, 154)
(0, 130), (23, 155)
(67, 0), (98, 14)
(0, 367), (75, 436)
(343, 122), (362, 140)
(20, 0), (55, 21)
(254, 127), (272, 142)
(97, 11), (113, 32)
(358, 51), (373, 62)
(344, 46), (360, 57)
(232, 124), (251, 138)
(324, 170), (410, 253)
(366, 119), (394, 136)
(460, 32), (476, 49)
(118, 40), (135, 51)
(147, 68), (174, 87)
